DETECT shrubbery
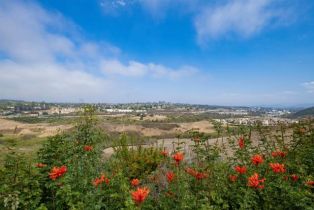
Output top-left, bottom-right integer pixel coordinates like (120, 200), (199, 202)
(0, 107), (313, 209)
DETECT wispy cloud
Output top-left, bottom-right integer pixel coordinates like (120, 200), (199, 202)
(194, 0), (291, 43)
(101, 59), (198, 78)
(100, 0), (297, 45)
(100, 0), (200, 18)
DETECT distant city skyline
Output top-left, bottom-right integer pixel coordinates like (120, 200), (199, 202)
(0, 0), (314, 106)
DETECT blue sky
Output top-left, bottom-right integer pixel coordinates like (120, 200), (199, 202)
(0, 0), (314, 106)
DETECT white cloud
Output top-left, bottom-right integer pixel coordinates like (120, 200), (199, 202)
(0, 1), (199, 102)
(100, 0), (295, 44)
(101, 59), (198, 78)
(195, 0), (287, 43)
(0, 60), (113, 102)
(303, 81), (314, 93)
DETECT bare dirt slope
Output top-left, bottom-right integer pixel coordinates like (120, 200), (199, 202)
(101, 120), (214, 137)
(0, 118), (72, 138)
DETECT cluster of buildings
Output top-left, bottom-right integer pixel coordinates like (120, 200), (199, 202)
(0, 103), (82, 117)
(214, 117), (298, 126)
(104, 109), (147, 113)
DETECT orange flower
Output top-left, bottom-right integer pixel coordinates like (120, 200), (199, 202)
(93, 174), (110, 187)
(269, 163), (286, 173)
(291, 174), (299, 182)
(185, 167), (197, 177)
(271, 151), (286, 158)
(306, 181), (314, 187)
(238, 137), (245, 149)
(185, 167), (208, 180)
(172, 152), (184, 165)
(251, 154), (264, 166)
(49, 165), (67, 180)
(92, 177), (102, 187)
(234, 166), (247, 174)
(229, 175), (238, 182)
(160, 150), (168, 157)
(166, 171), (175, 183)
(131, 178), (140, 187)
(36, 163), (47, 168)
(131, 187), (150, 205)
(248, 173), (266, 189)
(195, 172), (208, 180)
(84, 145), (93, 151)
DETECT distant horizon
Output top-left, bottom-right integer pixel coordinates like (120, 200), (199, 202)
(1, 98), (313, 109)
(0, 1), (314, 105)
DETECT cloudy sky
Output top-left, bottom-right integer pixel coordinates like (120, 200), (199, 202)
(0, 0), (314, 106)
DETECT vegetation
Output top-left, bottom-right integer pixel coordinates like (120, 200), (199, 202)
(0, 107), (313, 209)
(9, 116), (77, 124)
(0, 135), (47, 164)
(291, 107), (314, 118)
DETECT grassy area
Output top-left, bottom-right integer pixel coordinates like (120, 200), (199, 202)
(0, 134), (47, 164)
(8, 115), (78, 124)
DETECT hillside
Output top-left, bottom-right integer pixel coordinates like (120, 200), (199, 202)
(292, 107), (314, 118)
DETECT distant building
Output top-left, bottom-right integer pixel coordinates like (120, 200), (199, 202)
(104, 109), (146, 113)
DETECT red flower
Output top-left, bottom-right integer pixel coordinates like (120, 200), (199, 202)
(172, 152), (184, 165)
(247, 173), (266, 189)
(271, 151), (286, 158)
(92, 177), (102, 187)
(291, 174), (299, 182)
(49, 165), (67, 180)
(238, 137), (245, 149)
(269, 163), (286, 173)
(84, 145), (93, 151)
(93, 174), (110, 187)
(234, 166), (247, 174)
(131, 187), (150, 205)
(185, 167), (197, 176)
(185, 168), (208, 180)
(251, 154), (264, 166)
(229, 175), (238, 182)
(36, 163), (47, 168)
(160, 150), (168, 157)
(166, 171), (175, 183)
(306, 181), (314, 187)
(195, 172), (208, 180)
(131, 178), (140, 187)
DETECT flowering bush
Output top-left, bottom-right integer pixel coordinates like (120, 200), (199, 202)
(0, 108), (313, 209)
